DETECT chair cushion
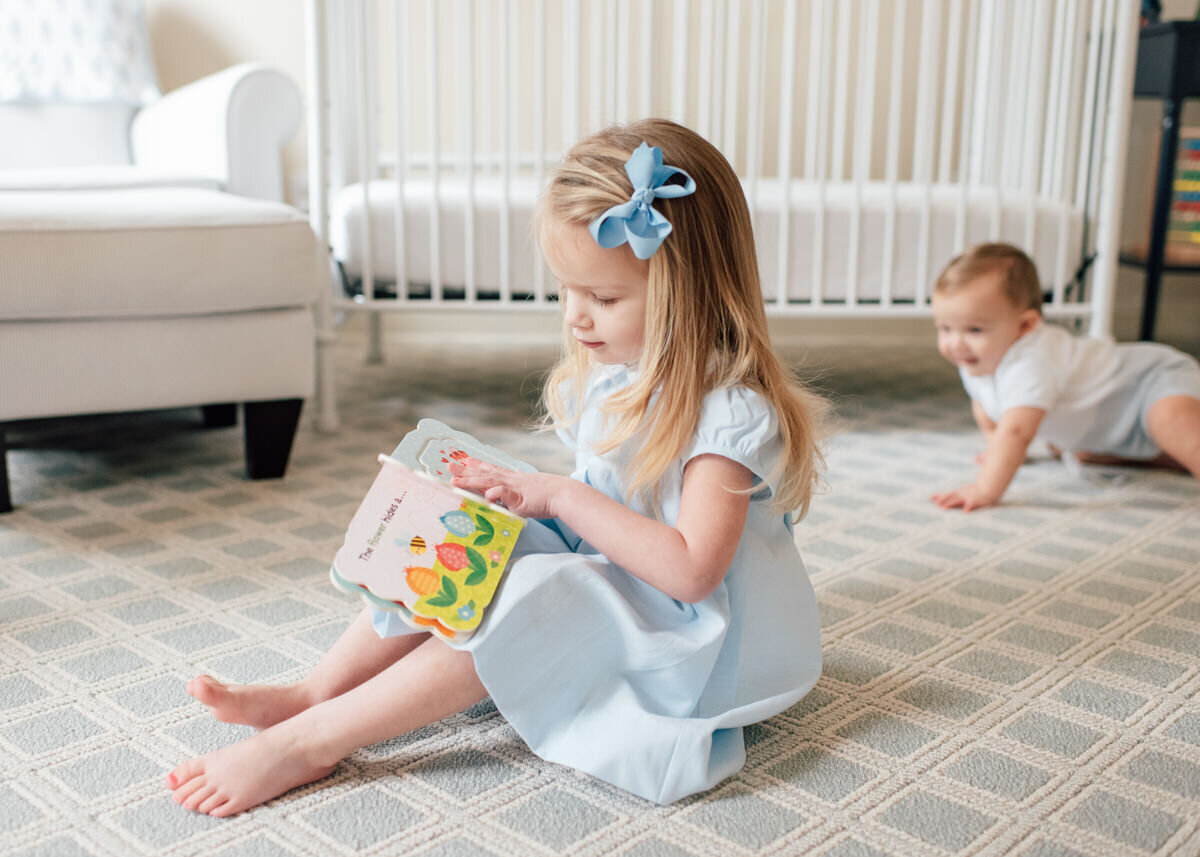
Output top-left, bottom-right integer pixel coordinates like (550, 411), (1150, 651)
(0, 187), (322, 321)
(0, 166), (222, 192)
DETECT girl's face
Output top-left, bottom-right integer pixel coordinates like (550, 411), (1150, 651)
(931, 273), (1040, 376)
(542, 221), (650, 366)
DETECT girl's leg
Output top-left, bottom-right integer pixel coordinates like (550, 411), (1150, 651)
(168, 636), (486, 817)
(189, 608), (428, 729)
(1147, 395), (1200, 477)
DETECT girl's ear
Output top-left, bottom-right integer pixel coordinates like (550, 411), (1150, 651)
(1017, 308), (1041, 335)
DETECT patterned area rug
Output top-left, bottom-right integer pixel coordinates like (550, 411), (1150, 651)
(2, 328), (1198, 857)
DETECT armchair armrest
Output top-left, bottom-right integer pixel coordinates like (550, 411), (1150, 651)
(131, 63), (301, 202)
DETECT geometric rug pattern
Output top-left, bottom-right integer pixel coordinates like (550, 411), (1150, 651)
(2, 328), (1198, 857)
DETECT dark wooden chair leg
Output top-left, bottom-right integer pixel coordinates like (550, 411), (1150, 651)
(202, 403), (238, 428)
(0, 427), (12, 513)
(243, 398), (304, 479)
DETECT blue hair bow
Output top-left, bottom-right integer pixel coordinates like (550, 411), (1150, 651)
(589, 142), (696, 260)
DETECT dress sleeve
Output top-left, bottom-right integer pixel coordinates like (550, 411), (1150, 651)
(684, 387), (783, 498)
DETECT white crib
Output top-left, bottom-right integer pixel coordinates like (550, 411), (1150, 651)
(304, 0), (1136, 429)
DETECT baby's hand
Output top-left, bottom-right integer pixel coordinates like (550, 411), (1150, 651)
(930, 483), (999, 513)
(449, 458), (564, 519)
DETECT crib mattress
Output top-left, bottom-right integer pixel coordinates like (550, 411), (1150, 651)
(331, 177), (1084, 305)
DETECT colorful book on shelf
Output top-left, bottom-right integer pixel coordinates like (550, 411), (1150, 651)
(330, 419), (534, 642)
(1168, 130), (1200, 247)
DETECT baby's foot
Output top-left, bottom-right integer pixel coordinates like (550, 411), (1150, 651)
(187, 675), (310, 730)
(166, 722), (336, 817)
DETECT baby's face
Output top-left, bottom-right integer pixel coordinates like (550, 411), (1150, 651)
(931, 273), (1040, 376)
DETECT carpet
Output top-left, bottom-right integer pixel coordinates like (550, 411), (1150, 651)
(1, 329), (1198, 857)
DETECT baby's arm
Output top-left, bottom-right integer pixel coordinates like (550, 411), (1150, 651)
(932, 406), (1044, 512)
(450, 455), (752, 603)
(971, 400), (998, 465)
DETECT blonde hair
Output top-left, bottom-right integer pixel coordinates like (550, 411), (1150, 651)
(536, 119), (826, 518)
(935, 242), (1043, 314)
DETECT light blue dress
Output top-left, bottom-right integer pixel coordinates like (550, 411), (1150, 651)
(371, 365), (822, 804)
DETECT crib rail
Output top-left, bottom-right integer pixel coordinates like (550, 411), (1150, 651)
(306, 0), (1135, 425)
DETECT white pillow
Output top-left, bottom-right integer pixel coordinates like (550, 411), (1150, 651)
(0, 0), (159, 104)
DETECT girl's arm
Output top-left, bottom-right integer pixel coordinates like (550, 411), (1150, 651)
(932, 406), (1045, 512)
(451, 454), (752, 603)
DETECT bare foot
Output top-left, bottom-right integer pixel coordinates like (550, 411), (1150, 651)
(166, 720), (336, 816)
(187, 675), (312, 730)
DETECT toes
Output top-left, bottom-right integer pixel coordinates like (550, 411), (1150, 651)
(197, 790), (231, 815)
(209, 798), (239, 818)
(167, 759), (203, 791)
(171, 773), (207, 805)
(187, 675), (223, 701)
(183, 783), (217, 811)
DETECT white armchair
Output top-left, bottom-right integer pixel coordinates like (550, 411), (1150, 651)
(0, 1), (325, 512)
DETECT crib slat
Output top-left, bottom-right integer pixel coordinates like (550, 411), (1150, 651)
(937, 0), (963, 184)
(774, 0), (797, 306)
(849, 0), (881, 309)
(564, 0), (580, 145)
(954, 0), (980, 257)
(358, 0), (376, 315)
(640, 0), (653, 118)
(987, 1), (1004, 237)
(1041, 0), (1067, 199)
(803, 0), (823, 182)
(830, 5), (851, 182)
(1089, 0), (1136, 336)
(914, 0), (943, 305)
(390, 1), (409, 307)
(722, 0), (741, 170)
(425, 0), (442, 302)
(499, 0), (514, 303)
(744, 0), (765, 239)
(881, 0), (907, 307)
(617, 0), (629, 124)
(698, 0), (714, 139)
(533, 0), (545, 303)
(912, 0), (940, 185)
(606, 0), (618, 124)
(1000, 0), (1028, 190)
(1022, 0), (1051, 257)
(1059, 0), (1084, 201)
(671, 0), (687, 124)
(711, 0), (726, 149)
(460, 0), (476, 304)
(305, 0), (339, 430)
(810, 0), (830, 307)
(590, 0), (603, 131)
(1074, 0), (1103, 212)
(1050, 0), (1082, 301)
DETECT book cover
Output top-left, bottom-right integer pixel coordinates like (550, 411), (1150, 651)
(330, 420), (533, 642)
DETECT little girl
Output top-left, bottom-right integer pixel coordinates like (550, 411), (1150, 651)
(167, 118), (827, 815)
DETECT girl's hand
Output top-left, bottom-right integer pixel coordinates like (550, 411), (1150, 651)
(449, 458), (567, 519)
(931, 483), (999, 513)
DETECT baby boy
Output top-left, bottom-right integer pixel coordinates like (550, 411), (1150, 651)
(930, 242), (1200, 512)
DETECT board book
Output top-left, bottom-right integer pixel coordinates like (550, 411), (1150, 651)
(330, 419), (534, 642)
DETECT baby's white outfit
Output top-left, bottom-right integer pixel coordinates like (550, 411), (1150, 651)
(371, 364), (822, 804)
(960, 323), (1200, 458)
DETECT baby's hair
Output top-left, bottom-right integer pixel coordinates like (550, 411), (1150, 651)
(535, 118), (826, 518)
(934, 242), (1043, 314)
